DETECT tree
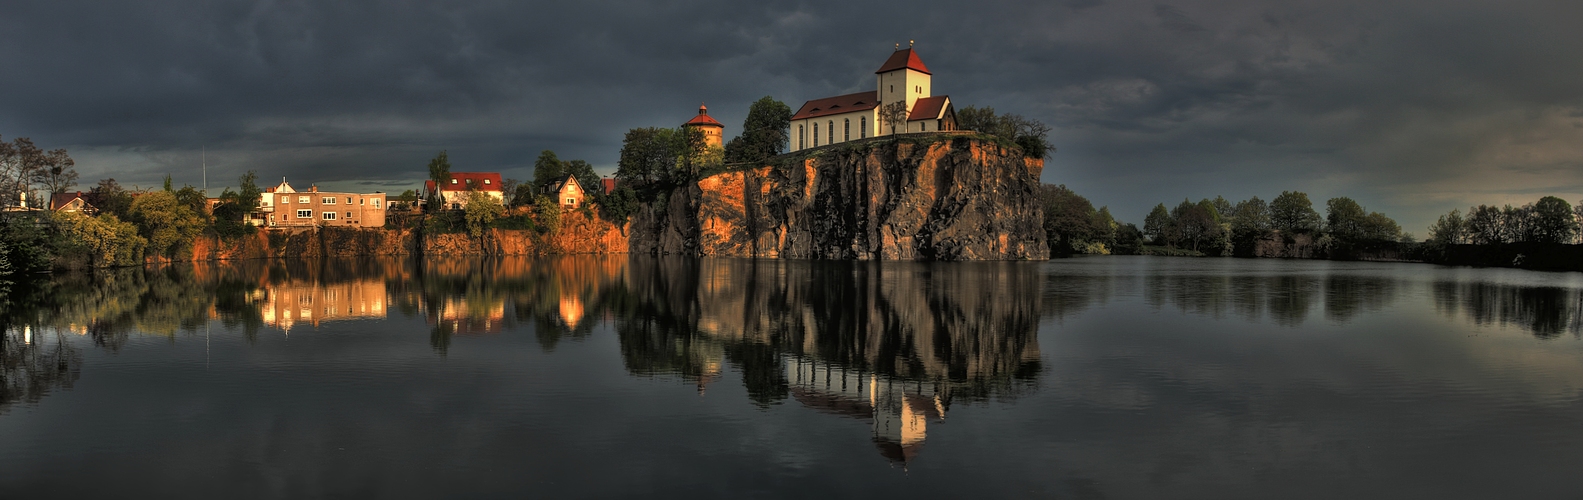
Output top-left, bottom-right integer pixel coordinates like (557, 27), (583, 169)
(1576, 199), (1583, 244)
(1210, 196), (1233, 221)
(533, 150), (566, 188)
(1501, 204), (1534, 243)
(724, 96), (792, 164)
(500, 179), (520, 206)
(1270, 191), (1321, 234)
(462, 191), (505, 238)
(1040, 184), (1102, 254)
(86, 178), (134, 219)
(1427, 209), (1467, 244)
(1143, 203), (1172, 244)
(617, 127), (675, 186)
(954, 106), (1054, 158)
(879, 102), (909, 135)
(1325, 197), (1368, 240)
(533, 195), (562, 234)
(129, 190), (205, 258)
(1360, 211), (1401, 242)
(31, 148), (77, 195)
(1530, 196), (1576, 244)
(599, 185), (639, 224)
(1466, 205), (1504, 244)
(173, 185), (207, 215)
(956, 106), (1003, 137)
(1171, 199), (1218, 251)
(427, 150), (452, 194)
(1228, 196), (1271, 238)
(0, 136), (47, 207)
(50, 211), (145, 267)
(511, 183), (537, 209)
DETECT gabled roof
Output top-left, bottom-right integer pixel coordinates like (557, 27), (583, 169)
(791, 91), (880, 121)
(425, 172), (503, 193)
(49, 191), (92, 211)
(545, 174), (583, 193)
(907, 96), (951, 121)
(683, 104), (723, 128)
(875, 48), (931, 75)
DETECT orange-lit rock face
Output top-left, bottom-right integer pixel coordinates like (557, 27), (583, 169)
(632, 136), (1049, 260)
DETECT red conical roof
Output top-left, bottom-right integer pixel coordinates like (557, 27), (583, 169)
(683, 103), (723, 128)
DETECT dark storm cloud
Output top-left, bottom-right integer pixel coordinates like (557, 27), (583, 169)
(2, 0), (1581, 229)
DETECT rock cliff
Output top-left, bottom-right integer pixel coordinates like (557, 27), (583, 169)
(631, 135), (1049, 260)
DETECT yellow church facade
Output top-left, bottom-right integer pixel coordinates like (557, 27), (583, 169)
(788, 45), (957, 153)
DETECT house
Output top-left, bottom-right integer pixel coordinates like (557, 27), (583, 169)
(48, 192), (97, 215)
(788, 43), (957, 153)
(543, 174), (586, 208)
(600, 178), (618, 196)
(423, 172), (504, 210)
(682, 104), (725, 148)
(257, 178), (387, 228)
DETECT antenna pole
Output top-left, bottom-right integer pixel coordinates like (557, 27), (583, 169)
(202, 146), (207, 194)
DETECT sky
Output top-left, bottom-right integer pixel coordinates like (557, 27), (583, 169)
(3, 0), (1581, 233)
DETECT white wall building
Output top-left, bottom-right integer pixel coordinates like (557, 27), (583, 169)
(788, 45), (957, 153)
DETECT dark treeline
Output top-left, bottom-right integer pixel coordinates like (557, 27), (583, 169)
(1041, 186), (1409, 259)
(1420, 196), (1583, 271)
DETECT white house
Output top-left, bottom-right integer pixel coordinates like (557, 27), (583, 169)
(788, 44), (957, 153)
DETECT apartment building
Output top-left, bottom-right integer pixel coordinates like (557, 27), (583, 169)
(257, 179), (387, 228)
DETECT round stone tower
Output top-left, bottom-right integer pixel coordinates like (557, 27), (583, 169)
(682, 103), (725, 148)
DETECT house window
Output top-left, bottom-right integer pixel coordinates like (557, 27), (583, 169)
(371, 198), (381, 207)
(298, 196), (309, 204)
(322, 212), (337, 220)
(890, 85), (894, 93)
(450, 179), (458, 185)
(565, 198), (575, 205)
(484, 179), (491, 185)
(322, 197), (335, 204)
(813, 123), (819, 146)
(843, 119), (849, 141)
(861, 116), (867, 138)
(916, 85), (921, 94)
(345, 211), (352, 218)
(296, 209), (311, 218)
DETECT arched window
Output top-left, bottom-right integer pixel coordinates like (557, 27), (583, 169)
(843, 119), (850, 141)
(813, 123), (818, 146)
(827, 121), (833, 145)
(860, 116), (867, 138)
(798, 125), (804, 149)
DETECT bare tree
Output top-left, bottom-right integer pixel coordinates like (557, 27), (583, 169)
(0, 136), (45, 207)
(879, 102), (909, 135)
(32, 148), (78, 195)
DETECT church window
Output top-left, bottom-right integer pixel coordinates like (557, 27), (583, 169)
(827, 121), (833, 144)
(798, 125), (804, 149)
(861, 117), (867, 138)
(843, 119), (849, 141)
(813, 123), (819, 146)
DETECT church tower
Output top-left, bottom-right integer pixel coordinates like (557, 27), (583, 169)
(875, 42), (932, 127)
(682, 103), (725, 148)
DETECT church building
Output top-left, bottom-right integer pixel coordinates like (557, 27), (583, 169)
(788, 44), (957, 153)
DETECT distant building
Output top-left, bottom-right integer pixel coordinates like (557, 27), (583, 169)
(682, 104), (725, 148)
(788, 44), (957, 153)
(423, 172), (504, 210)
(542, 174), (586, 208)
(48, 192), (97, 215)
(258, 178), (387, 228)
(600, 178), (618, 196)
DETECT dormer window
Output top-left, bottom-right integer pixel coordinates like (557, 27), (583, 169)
(450, 179), (458, 185)
(484, 179), (491, 185)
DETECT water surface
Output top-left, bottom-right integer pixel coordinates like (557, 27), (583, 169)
(2, 256), (1581, 498)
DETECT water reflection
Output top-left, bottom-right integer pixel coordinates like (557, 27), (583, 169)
(1434, 281), (1583, 338)
(1, 326), (81, 413)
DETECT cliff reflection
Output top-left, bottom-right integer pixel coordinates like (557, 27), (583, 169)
(614, 258), (1044, 465)
(1434, 281), (1583, 338)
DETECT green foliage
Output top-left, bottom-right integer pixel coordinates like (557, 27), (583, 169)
(86, 178), (134, 219)
(462, 191), (505, 238)
(1427, 209), (1467, 244)
(426, 150), (452, 203)
(1466, 205), (1504, 244)
(0, 216), (56, 272)
(1040, 184), (1115, 255)
(533, 150), (566, 188)
(599, 185), (639, 224)
(533, 195), (562, 234)
(723, 96), (792, 164)
(1270, 191), (1322, 234)
(617, 127), (675, 186)
(1143, 203), (1171, 244)
(563, 159), (600, 196)
(1112, 223), (1145, 255)
(955, 106), (1053, 159)
(50, 211), (145, 267)
(510, 183), (537, 209)
(129, 190), (204, 258)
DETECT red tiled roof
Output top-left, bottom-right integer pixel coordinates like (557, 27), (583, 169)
(875, 48), (931, 75)
(49, 191), (88, 211)
(907, 96), (951, 121)
(791, 91), (879, 121)
(424, 172), (504, 193)
(683, 104), (723, 127)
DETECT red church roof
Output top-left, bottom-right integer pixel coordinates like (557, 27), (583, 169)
(907, 96), (951, 121)
(424, 172), (503, 193)
(683, 104), (723, 127)
(791, 91), (880, 121)
(875, 48), (931, 75)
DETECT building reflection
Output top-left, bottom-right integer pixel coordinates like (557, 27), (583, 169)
(257, 279), (388, 332)
(787, 356), (946, 465)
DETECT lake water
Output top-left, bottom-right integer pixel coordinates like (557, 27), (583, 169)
(2, 256), (1582, 498)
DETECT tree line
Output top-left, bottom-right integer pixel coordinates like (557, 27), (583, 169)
(1426, 196), (1580, 245)
(1041, 187), (1409, 258)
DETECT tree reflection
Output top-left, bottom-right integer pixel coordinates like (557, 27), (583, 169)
(1433, 281), (1583, 339)
(1139, 273), (1397, 326)
(1, 325), (82, 414)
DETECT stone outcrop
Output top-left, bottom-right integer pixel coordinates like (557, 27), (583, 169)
(631, 135), (1048, 260)
(422, 210), (629, 256)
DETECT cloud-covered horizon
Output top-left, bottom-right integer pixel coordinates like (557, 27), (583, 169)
(4, 0), (1581, 232)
